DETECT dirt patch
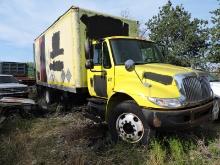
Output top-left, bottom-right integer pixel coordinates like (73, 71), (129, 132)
(62, 121), (107, 142)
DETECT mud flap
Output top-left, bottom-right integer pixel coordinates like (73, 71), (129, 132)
(212, 100), (219, 120)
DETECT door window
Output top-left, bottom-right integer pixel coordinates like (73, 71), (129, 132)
(93, 42), (111, 68)
(93, 43), (102, 65)
(102, 42), (111, 69)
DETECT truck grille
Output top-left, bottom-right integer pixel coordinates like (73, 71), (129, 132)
(182, 76), (211, 102)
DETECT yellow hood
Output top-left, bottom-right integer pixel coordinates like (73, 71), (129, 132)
(135, 63), (193, 77)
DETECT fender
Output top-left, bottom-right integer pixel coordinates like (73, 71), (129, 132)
(105, 91), (159, 121)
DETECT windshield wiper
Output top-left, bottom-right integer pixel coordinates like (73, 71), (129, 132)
(135, 62), (146, 65)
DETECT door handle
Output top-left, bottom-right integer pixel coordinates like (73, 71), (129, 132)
(102, 70), (107, 76)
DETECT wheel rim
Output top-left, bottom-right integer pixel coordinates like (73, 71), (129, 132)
(116, 113), (144, 143)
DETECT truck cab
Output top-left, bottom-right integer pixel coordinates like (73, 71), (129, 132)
(85, 36), (217, 144)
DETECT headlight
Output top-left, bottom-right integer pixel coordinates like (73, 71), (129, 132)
(148, 97), (182, 108)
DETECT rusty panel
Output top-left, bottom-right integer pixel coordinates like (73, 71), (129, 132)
(39, 35), (47, 82)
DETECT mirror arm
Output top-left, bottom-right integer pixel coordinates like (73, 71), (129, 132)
(134, 69), (143, 84)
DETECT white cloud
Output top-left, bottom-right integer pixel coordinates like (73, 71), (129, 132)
(0, 0), (72, 47)
(0, 23), (33, 47)
(0, 0), (167, 49)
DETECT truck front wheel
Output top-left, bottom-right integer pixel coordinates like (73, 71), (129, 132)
(108, 100), (154, 145)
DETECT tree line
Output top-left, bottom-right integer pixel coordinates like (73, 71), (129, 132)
(123, 0), (219, 70)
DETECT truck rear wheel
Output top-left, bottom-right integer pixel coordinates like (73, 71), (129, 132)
(108, 100), (154, 145)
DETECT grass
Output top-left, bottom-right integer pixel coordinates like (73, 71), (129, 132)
(1, 112), (220, 165)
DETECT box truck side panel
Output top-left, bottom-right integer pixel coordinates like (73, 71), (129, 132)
(35, 9), (82, 92)
(34, 6), (139, 93)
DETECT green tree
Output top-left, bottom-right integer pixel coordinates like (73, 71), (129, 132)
(209, 0), (220, 62)
(146, 1), (209, 67)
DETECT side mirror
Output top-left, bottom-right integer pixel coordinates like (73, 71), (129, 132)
(85, 59), (94, 69)
(85, 39), (93, 60)
(125, 59), (135, 72)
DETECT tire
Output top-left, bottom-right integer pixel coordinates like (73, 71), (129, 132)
(108, 100), (155, 145)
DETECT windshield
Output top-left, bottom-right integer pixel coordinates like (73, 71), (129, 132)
(0, 76), (18, 84)
(110, 39), (164, 65)
(208, 74), (219, 82)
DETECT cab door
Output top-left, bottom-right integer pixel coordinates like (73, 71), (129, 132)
(87, 41), (114, 98)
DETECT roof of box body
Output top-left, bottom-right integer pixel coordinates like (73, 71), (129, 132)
(105, 36), (154, 42)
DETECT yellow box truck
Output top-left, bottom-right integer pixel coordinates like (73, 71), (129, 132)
(34, 6), (218, 145)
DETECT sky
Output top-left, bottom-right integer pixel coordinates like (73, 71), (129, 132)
(0, 0), (219, 62)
